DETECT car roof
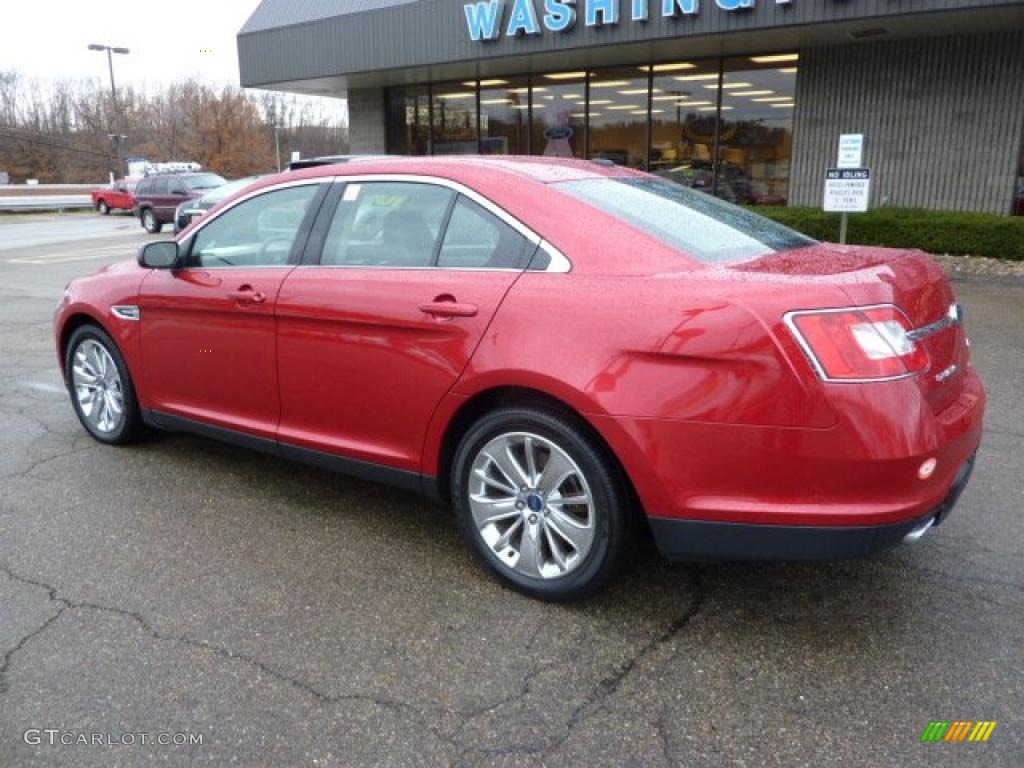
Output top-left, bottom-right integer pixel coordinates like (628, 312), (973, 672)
(279, 155), (642, 185)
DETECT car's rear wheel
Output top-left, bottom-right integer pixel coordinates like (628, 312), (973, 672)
(141, 208), (162, 234)
(65, 325), (143, 445)
(451, 407), (633, 601)
(97, 200), (110, 215)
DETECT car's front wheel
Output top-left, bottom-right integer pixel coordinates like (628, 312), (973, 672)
(65, 325), (143, 445)
(141, 208), (162, 234)
(451, 407), (633, 601)
(97, 200), (110, 215)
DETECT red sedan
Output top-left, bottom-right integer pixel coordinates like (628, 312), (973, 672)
(54, 158), (985, 600)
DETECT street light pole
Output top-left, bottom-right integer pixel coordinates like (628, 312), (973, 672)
(88, 44), (130, 179)
(273, 123), (282, 172)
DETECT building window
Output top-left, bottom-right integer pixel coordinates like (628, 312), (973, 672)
(432, 82), (479, 155)
(648, 59), (721, 191)
(714, 54), (798, 205)
(531, 72), (586, 159)
(385, 86), (430, 155)
(478, 78), (531, 155)
(587, 67), (650, 169)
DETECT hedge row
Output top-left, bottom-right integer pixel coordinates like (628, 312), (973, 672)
(750, 207), (1024, 261)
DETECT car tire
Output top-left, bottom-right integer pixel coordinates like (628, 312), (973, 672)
(451, 406), (634, 601)
(97, 200), (110, 215)
(141, 208), (162, 234)
(65, 325), (143, 445)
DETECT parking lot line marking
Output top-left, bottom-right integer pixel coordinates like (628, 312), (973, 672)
(9, 247), (133, 265)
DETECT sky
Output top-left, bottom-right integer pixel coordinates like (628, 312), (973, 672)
(1, 0), (282, 90)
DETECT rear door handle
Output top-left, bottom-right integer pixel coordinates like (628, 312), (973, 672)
(419, 301), (478, 318)
(228, 286), (267, 305)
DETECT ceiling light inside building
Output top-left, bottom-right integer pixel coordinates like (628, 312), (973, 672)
(651, 62), (696, 72)
(750, 53), (799, 63)
(545, 72), (587, 80)
(674, 74), (719, 82)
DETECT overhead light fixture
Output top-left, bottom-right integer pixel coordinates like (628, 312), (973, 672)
(697, 106), (718, 112)
(750, 53), (799, 63)
(572, 112), (602, 117)
(730, 90), (774, 97)
(510, 105), (529, 109)
(676, 100), (713, 107)
(649, 109), (665, 114)
(618, 88), (650, 95)
(464, 79), (509, 87)
(479, 98), (510, 104)
(588, 99), (613, 105)
(590, 80), (631, 88)
(717, 82), (754, 89)
(507, 87), (531, 93)
(777, 67), (798, 74)
(674, 74), (719, 82)
(720, 106), (734, 111)
(752, 96), (793, 103)
(653, 94), (691, 101)
(651, 62), (696, 72)
(436, 92), (475, 100)
(545, 72), (587, 80)
(630, 110), (648, 115)
(562, 93), (585, 99)
(770, 103), (794, 108)
(606, 104), (643, 110)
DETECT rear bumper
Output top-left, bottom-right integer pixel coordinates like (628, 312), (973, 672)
(649, 454), (975, 561)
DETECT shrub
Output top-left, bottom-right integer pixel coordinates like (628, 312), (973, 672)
(751, 207), (1024, 261)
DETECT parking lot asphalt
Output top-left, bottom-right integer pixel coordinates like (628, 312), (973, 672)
(0, 215), (1021, 767)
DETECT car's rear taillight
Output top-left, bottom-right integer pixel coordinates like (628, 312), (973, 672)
(785, 306), (929, 382)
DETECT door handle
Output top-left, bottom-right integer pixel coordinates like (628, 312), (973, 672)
(419, 300), (478, 318)
(228, 286), (267, 305)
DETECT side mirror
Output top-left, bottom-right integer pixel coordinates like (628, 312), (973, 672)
(138, 241), (179, 269)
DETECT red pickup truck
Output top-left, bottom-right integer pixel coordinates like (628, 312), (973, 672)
(91, 181), (135, 215)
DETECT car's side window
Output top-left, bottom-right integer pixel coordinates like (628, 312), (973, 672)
(151, 178), (167, 195)
(437, 195), (533, 270)
(168, 179), (187, 196)
(321, 182), (453, 267)
(186, 184), (320, 268)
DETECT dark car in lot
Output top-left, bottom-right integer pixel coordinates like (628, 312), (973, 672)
(132, 172), (225, 233)
(173, 176), (265, 233)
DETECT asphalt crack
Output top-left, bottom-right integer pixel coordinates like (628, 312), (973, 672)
(455, 568), (707, 766)
(0, 561), (451, 753)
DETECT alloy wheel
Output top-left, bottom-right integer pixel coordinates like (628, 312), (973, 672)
(71, 339), (125, 434)
(469, 431), (596, 579)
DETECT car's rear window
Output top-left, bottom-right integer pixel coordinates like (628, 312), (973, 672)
(554, 177), (815, 263)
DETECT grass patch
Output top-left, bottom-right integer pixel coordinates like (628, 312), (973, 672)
(751, 207), (1024, 261)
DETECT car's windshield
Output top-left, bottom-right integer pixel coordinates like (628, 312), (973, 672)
(554, 177), (815, 264)
(185, 173), (227, 191)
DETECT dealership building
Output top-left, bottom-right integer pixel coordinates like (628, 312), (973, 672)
(238, 0), (1024, 215)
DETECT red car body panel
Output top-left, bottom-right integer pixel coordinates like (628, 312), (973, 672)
(55, 158), (985, 558)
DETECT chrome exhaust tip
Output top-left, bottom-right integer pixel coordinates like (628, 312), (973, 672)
(903, 516), (935, 544)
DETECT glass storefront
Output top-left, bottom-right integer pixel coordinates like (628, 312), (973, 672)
(587, 67), (650, 169)
(479, 78), (530, 155)
(432, 82), (478, 155)
(384, 85), (430, 156)
(383, 53), (799, 204)
(531, 72), (586, 159)
(716, 55), (797, 205)
(649, 59), (721, 190)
